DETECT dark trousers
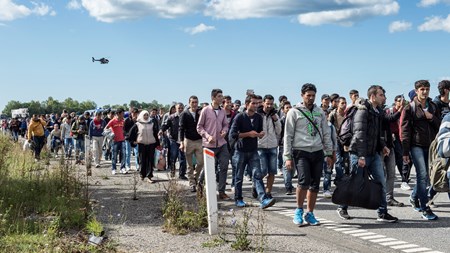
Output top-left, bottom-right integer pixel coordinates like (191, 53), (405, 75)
(138, 143), (157, 179)
(32, 135), (45, 159)
(393, 138), (411, 182)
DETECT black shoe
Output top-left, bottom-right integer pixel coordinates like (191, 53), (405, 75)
(266, 193), (273, 199)
(387, 199), (404, 207)
(337, 208), (351, 220)
(252, 187), (258, 198)
(179, 175), (188, 180)
(422, 207), (438, 220)
(285, 188), (294, 195)
(377, 212), (398, 223)
(409, 198), (422, 212)
(190, 186), (197, 192)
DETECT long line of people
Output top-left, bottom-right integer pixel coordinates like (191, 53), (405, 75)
(3, 79), (450, 224)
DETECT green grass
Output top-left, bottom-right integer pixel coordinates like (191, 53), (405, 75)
(0, 135), (115, 252)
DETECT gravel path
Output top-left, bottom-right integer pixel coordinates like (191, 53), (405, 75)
(86, 160), (346, 253)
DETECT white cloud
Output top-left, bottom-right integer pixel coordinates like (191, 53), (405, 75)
(67, 0), (82, 10)
(0, 0), (55, 21)
(184, 23), (215, 35)
(31, 2), (56, 16)
(388, 20), (412, 33)
(81, 0), (204, 23)
(77, 0), (401, 25)
(418, 0), (450, 7)
(298, 1), (399, 26)
(418, 14), (450, 32)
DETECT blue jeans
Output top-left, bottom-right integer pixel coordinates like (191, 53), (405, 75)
(278, 145), (284, 169)
(51, 137), (61, 151)
(74, 138), (85, 160)
(64, 138), (74, 157)
(125, 140), (132, 168)
(169, 139), (186, 176)
(323, 160), (332, 191)
(124, 140), (139, 168)
(11, 131), (18, 142)
(282, 161), (295, 191)
(334, 143), (348, 183)
(112, 141), (126, 171)
(233, 150), (266, 201)
(258, 147), (278, 176)
(410, 146), (430, 209)
(340, 153), (387, 214)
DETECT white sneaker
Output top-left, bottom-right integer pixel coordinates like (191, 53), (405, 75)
(126, 166), (131, 172)
(324, 190), (333, 199)
(244, 175), (251, 181)
(401, 182), (411, 191)
(95, 164), (100, 168)
(277, 169), (283, 176)
(112, 170), (116, 175)
(121, 168), (127, 174)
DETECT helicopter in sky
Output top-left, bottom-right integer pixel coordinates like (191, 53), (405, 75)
(92, 57), (109, 64)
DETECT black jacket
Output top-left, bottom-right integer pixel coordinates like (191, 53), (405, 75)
(381, 107), (402, 148)
(349, 99), (386, 157)
(400, 97), (441, 155)
(124, 117), (136, 140)
(229, 112), (263, 152)
(179, 109), (202, 142)
(161, 113), (180, 141)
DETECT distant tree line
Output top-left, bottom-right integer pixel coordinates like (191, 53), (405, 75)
(1, 97), (171, 117)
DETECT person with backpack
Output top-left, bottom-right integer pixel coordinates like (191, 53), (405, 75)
(71, 116), (88, 165)
(329, 97), (350, 185)
(229, 94), (276, 209)
(433, 80), (450, 119)
(284, 83), (333, 226)
(337, 85), (398, 223)
(257, 94), (282, 200)
(401, 80), (441, 220)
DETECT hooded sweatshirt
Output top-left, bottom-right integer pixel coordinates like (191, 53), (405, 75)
(283, 103), (332, 161)
(28, 118), (46, 139)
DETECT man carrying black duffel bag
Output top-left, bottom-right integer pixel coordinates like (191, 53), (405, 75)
(333, 85), (398, 223)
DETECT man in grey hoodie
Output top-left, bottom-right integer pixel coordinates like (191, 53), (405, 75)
(284, 83), (333, 226)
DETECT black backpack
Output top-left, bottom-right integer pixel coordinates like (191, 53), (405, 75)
(338, 105), (358, 146)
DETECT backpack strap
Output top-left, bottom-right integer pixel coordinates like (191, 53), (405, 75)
(296, 107), (323, 142)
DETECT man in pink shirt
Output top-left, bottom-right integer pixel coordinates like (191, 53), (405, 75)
(197, 89), (231, 200)
(106, 108), (127, 175)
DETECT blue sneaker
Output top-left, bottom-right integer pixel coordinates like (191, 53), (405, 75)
(304, 212), (320, 226)
(260, 197), (275, 209)
(293, 208), (304, 226)
(409, 198), (422, 212)
(422, 207), (438, 220)
(235, 199), (247, 207)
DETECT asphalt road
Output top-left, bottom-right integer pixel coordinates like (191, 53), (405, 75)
(235, 170), (450, 253)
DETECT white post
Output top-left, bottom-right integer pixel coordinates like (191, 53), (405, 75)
(203, 148), (218, 235)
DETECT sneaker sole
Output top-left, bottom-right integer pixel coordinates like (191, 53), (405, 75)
(292, 219), (305, 226)
(376, 218), (398, 223)
(261, 199), (276, 209)
(422, 215), (438, 220)
(336, 210), (351, 220)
